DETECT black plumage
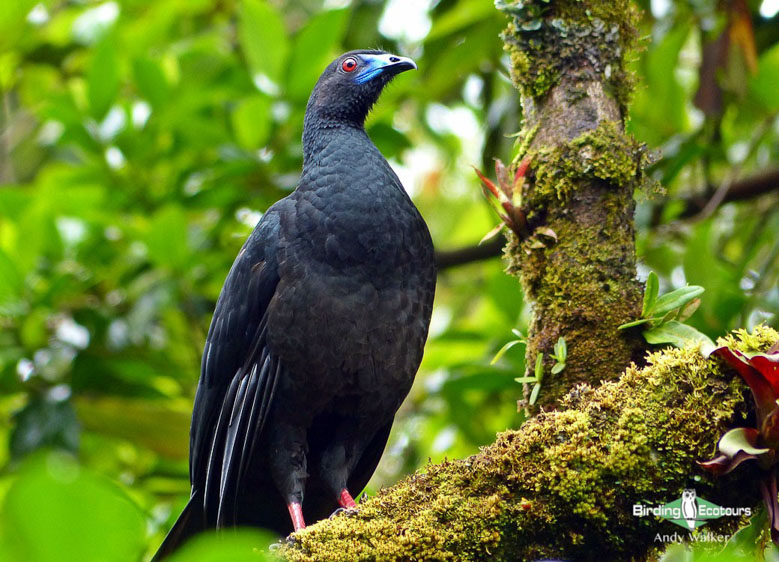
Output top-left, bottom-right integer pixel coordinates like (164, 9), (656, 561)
(153, 50), (435, 559)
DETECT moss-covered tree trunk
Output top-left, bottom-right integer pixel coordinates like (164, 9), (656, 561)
(280, 327), (775, 561)
(500, 0), (648, 408)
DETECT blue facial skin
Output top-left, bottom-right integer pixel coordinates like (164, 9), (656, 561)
(353, 54), (416, 84)
(354, 64), (384, 84)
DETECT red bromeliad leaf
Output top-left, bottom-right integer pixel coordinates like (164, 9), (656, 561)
(751, 352), (779, 381)
(712, 346), (779, 421)
(514, 156), (531, 187)
(698, 454), (732, 475)
(495, 159), (511, 196)
(718, 427), (769, 457)
(479, 223), (505, 245)
(698, 450), (762, 475)
(474, 167), (504, 202)
(699, 428), (774, 475)
(763, 407), (779, 450)
(474, 165), (529, 239)
(509, 208), (528, 236)
(760, 472), (779, 546)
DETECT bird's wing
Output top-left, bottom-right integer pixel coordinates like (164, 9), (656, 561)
(188, 213), (282, 527)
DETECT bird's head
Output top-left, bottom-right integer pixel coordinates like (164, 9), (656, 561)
(305, 50), (417, 128)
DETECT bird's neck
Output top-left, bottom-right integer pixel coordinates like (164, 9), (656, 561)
(302, 114), (367, 167)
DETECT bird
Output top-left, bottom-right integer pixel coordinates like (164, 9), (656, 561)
(152, 50), (436, 559)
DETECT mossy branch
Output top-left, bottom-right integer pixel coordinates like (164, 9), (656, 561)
(280, 326), (776, 561)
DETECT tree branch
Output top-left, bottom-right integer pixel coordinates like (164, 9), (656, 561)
(434, 235), (505, 271)
(280, 327), (777, 561)
(435, 168), (779, 271)
(675, 167), (779, 220)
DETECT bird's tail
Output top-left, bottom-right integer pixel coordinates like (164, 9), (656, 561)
(151, 493), (204, 561)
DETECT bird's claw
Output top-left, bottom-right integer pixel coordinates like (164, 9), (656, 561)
(329, 506), (358, 519)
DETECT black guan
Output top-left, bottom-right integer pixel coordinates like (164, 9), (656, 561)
(153, 50), (436, 559)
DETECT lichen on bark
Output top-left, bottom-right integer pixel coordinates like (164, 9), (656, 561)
(280, 326), (777, 561)
(497, 0), (649, 409)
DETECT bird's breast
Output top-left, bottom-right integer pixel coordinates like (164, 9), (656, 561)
(266, 182), (434, 409)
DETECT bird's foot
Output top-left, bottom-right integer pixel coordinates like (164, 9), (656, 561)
(329, 506), (358, 519)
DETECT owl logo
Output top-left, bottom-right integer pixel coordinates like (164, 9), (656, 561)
(681, 489), (698, 529)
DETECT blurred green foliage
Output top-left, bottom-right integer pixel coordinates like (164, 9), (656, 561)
(0, 0), (776, 559)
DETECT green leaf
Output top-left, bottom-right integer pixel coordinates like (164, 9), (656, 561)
(553, 337), (567, 362)
(718, 427), (769, 458)
(10, 398), (79, 460)
(491, 339), (522, 365)
(239, 0), (289, 93)
(551, 362), (565, 375)
(368, 122), (412, 160)
(749, 42), (779, 111)
(132, 56), (169, 108)
(286, 8), (349, 101)
(641, 271), (659, 318)
(167, 529), (276, 561)
(514, 376), (538, 384)
(144, 206), (190, 270)
(642, 320), (714, 349)
(0, 247), (23, 305)
(426, 0), (496, 41)
(2, 454), (146, 562)
(677, 298), (701, 322)
(529, 382), (541, 405)
(231, 95), (272, 150)
(649, 285), (704, 317)
(87, 39), (120, 119)
(0, 0), (37, 52)
(534, 352), (544, 382)
(617, 317), (657, 330)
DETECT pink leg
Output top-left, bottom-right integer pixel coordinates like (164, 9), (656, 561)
(287, 501), (306, 531)
(338, 489), (357, 509)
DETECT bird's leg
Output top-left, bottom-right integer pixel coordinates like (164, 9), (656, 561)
(338, 488), (356, 509)
(319, 443), (353, 508)
(318, 427), (373, 513)
(287, 502), (306, 531)
(268, 423), (309, 532)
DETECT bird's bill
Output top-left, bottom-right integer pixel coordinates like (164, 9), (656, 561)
(355, 53), (417, 84)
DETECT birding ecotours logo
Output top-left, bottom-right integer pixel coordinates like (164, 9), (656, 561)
(633, 489), (751, 531)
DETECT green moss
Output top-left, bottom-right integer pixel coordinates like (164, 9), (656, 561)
(530, 120), (646, 204)
(498, 0), (640, 106)
(280, 327), (778, 561)
(508, 118), (645, 409)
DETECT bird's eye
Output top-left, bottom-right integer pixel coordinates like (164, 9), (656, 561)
(342, 58), (358, 73)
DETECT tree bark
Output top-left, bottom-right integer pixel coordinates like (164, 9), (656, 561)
(280, 327), (776, 561)
(499, 0), (649, 409)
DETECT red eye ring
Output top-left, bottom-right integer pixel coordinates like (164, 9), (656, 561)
(342, 57), (357, 72)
